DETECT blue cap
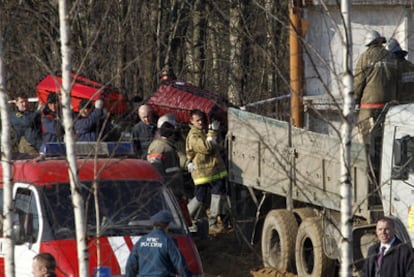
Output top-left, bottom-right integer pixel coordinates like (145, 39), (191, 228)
(151, 210), (173, 224)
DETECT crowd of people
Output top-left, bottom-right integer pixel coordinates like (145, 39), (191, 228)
(9, 92), (108, 155)
(9, 91), (230, 234)
(13, 94), (228, 276)
(132, 104), (230, 235)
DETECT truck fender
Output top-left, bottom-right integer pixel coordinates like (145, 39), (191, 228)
(292, 207), (316, 225)
(392, 216), (412, 247)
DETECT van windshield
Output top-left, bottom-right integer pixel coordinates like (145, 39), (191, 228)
(39, 180), (186, 240)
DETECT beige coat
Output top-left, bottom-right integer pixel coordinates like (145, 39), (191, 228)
(185, 124), (227, 185)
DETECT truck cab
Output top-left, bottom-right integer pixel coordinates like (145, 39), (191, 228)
(0, 142), (203, 276)
(380, 103), (414, 244)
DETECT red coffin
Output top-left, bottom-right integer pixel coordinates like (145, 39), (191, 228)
(36, 74), (127, 114)
(146, 81), (230, 126)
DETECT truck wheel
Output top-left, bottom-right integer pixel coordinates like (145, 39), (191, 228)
(261, 209), (298, 273)
(293, 207), (316, 225)
(295, 217), (334, 277)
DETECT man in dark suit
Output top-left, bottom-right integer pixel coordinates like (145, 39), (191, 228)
(363, 217), (414, 276)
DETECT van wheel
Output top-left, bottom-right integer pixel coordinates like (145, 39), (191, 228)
(295, 217), (334, 277)
(293, 207), (316, 225)
(261, 209), (298, 273)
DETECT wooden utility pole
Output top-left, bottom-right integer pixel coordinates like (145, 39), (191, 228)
(289, 0), (304, 128)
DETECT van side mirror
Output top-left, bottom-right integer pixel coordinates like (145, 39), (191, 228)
(392, 135), (414, 180)
(12, 210), (33, 245)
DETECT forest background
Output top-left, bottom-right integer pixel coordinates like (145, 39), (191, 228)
(0, 0), (291, 119)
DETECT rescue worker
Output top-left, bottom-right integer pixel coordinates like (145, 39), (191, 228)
(41, 93), (64, 144)
(74, 98), (105, 141)
(186, 109), (228, 234)
(147, 113), (188, 198)
(354, 30), (399, 144)
(147, 113), (192, 226)
(131, 104), (157, 159)
(32, 252), (57, 277)
(125, 210), (192, 277)
(386, 38), (414, 104)
(10, 96), (42, 154)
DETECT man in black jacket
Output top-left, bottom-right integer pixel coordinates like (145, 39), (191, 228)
(363, 217), (414, 276)
(131, 104), (157, 159)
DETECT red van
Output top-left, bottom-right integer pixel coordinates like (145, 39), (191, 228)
(0, 142), (203, 276)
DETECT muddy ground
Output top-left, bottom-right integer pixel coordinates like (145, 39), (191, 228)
(195, 231), (263, 277)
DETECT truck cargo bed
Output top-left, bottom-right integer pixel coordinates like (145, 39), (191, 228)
(227, 108), (370, 219)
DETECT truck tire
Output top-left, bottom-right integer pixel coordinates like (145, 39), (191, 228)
(261, 209), (298, 273)
(295, 217), (335, 277)
(293, 207), (316, 225)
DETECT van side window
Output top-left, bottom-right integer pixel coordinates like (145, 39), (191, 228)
(15, 188), (39, 242)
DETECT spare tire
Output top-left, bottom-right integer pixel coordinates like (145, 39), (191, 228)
(261, 209), (298, 273)
(295, 217), (335, 277)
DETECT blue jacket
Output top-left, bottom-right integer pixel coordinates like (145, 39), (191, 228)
(41, 111), (64, 143)
(74, 108), (104, 141)
(125, 229), (191, 277)
(10, 110), (42, 149)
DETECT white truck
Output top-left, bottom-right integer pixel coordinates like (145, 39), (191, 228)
(227, 1), (414, 276)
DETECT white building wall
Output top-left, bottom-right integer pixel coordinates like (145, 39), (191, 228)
(302, 5), (413, 134)
(304, 6), (411, 98)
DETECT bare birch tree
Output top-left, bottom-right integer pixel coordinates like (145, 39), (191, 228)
(340, 1), (354, 276)
(58, 1), (89, 276)
(0, 27), (15, 277)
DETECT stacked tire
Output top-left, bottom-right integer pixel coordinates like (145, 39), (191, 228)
(261, 208), (335, 277)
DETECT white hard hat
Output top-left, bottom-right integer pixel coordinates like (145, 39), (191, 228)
(364, 30), (386, 46)
(386, 38), (403, 53)
(157, 113), (177, 128)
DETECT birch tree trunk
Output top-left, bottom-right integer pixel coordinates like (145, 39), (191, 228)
(58, 1), (89, 276)
(0, 29), (15, 277)
(156, 0), (164, 74)
(264, 0), (275, 97)
(207, 15), (219, 91)
(340, 0), (354, 276)
(228, 0), (243, 106)
(189, 0), (205, 86)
